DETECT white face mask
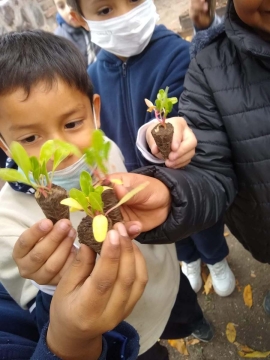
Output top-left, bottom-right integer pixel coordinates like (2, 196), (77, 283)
(84, 0), (160, 58)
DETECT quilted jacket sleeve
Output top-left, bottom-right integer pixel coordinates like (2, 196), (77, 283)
(135, 58), (237, 244)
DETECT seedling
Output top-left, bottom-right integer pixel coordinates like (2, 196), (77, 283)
(61, 130), (149, 253)
(0, 140), (81, 223)
(145, 87), (178, 159)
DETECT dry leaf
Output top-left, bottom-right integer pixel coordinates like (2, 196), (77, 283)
(243, 285), (253, 309)
(238, 351), (270, 358)
(234, 342), (255, 354)
(201, 266), (209, 284)
(203, 274), (213, 295)
(226, 323), (237, 343)
(187, 339), (200, 346)
(224, 232), (230, 237)
(251, 271), (256, 278)
(168, 339), (189, 355)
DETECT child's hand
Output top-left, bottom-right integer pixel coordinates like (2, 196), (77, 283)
(189, 0), (215, 30)
(146, 117), (197, 169)
(13, 219), (77, 285)
(46, 223), (148, 360)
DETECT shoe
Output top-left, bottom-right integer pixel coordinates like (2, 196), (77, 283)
(192, 317), (214, 342)
(181, 259), (202, 293)
(263, 291), (270, 316)
(207, 258), (235, 297)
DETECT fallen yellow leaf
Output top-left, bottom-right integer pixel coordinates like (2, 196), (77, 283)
(168, 339), (189, 355)
(224, 232), (230, 237)
(203, 273), (213, 295)
(243, 285), (253, 309)
(201, 266), (209, 284)
(187, 339), (200, 346)
(238, 351), (270, 358)
(226, 323), (237, 343)
(234, 342), (255, 354)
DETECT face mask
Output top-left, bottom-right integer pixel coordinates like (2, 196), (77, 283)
(84, 0), (160, 58)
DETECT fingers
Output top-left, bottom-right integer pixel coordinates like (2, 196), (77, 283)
(79, 230), (122, 315)
(124, 221), (142, 239)
(13, 219), (76, 282)
(13, 219), (53, 259)
(58, 244), (97, 292)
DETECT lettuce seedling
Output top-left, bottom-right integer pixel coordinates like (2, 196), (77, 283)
(145, 87), (178, 159)
(0, 140), (81, 223)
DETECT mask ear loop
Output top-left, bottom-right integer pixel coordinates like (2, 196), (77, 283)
(0, 135), (11, 154)
(93, 108), (98, 129)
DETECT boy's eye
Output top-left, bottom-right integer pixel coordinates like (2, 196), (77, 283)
(65, 120), (83, 129)
(21, 135), (39, 144)
(97, 7), (112, 16)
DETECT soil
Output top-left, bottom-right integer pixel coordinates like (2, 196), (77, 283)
(35, 184), (69, 224)
(151, 123), (174, 159)
(78, 185), (123, 254)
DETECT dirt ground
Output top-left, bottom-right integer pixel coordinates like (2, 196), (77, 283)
(155, 1), (270, 359)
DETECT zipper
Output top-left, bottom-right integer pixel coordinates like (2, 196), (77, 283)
(122, 62), (127, 77)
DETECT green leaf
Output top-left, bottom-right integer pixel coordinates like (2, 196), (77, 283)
(53, 139), (81, 158)
(52, 148), (70, 172)
(0, 168), (33, 185)
(84, 148), (96, 167)
(88, 192), (103, 213)
(155, 99), (161, 111)
(80, 171), (93, 196)
(94, 185), (104, 194)
(69, 188), (89, 212)
(40, 161), (50, 186)
(92, 130), (104, 151)
(96, 156), (107, 174)
(102, 141), (111, 161)
(10, 142), (32, 182)
(169, 97), (178, 105)
(30, 157), (41, 184)
(39, 140), (55, 165)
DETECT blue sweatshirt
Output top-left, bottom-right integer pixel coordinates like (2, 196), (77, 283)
(0, 284), (139, 359)
(87, 25), (190, 171)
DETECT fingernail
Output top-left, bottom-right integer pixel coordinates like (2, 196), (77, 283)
(59, 221), (70, 231)
(128, 225), (141, 235)
(68, 228), (76, 239)
(117, 223), (128, 237)
(109, 231), (120, 245)
(39, 219), (52, 232)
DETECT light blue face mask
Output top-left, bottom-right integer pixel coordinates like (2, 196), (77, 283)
(50, 154), (93, 191)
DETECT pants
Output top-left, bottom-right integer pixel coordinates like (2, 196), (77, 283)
(138, 269), (203, 360)
(176, 219), (229, 265)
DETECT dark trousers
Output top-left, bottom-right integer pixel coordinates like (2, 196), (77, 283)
(176, 219), (229, 265)
(138, 269), (203, 360)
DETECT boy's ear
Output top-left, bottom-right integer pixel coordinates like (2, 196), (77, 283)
(70, 10), (89, 31)
(93, 94), (101, 129)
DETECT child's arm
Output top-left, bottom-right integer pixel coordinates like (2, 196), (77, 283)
(136, 117), (197, 169)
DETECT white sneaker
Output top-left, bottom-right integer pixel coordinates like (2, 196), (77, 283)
(181, 259), (203, 293)
(207, 259), (235, 297)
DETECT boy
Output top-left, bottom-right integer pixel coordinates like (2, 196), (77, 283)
(54, 0), (100, 66)
(68, 0), (235, 298)
(0, 31), (211, 360)
(148, 0), (270, 311)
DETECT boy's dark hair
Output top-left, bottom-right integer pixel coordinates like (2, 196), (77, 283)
(0, 30), (93, 103)
(67, 0), (82, 14)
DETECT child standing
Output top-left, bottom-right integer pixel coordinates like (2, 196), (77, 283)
(69, 0), (235, 298)
(54, 0), (100, 65)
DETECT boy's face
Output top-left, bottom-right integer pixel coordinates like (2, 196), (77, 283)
(234, 0), (270, 34)
(77, 0), (146, 21)
(0, 80), (100, 170)
(54, 0), (81, 27)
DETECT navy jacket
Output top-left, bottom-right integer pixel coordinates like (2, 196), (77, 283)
(88, 25), (190, 171)
(0, 284), (139, 359)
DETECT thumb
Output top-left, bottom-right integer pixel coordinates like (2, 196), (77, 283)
(124, 221), (142, 239)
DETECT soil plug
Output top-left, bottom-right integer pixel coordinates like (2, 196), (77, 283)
(145, 87), (178, 159)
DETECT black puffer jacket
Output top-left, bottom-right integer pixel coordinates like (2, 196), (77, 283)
(174, 0), (270, 263)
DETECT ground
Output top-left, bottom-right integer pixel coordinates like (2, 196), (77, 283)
(154, 1), (270, 359)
